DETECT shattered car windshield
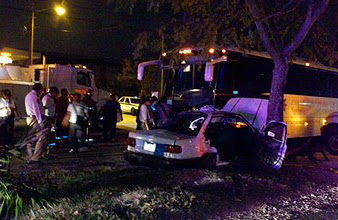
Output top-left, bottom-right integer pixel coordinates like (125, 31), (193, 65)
(166, 112), (207, 136)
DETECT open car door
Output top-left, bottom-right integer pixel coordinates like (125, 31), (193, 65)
(259, 121), (287, 170)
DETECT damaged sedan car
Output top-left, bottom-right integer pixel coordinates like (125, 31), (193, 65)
(124, 98), (287, 170)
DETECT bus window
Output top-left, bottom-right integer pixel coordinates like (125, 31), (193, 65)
(77, 71), (91, 87)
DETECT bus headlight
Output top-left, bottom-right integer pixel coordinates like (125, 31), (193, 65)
(322, 119), (327, 125)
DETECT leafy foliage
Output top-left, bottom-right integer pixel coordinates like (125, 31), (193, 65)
(0, 146), (55, 219)
(95, 59), (141, 96)
(122, 0), (335, 121)
(128, 0), (335, 65)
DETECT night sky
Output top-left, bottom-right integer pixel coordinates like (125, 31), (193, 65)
(0, 0), (159, 61)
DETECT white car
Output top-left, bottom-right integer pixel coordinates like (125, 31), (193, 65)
(119, 96), (141, 115)
(124, 108), (287, 169)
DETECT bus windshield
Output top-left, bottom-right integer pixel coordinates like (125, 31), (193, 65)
(173, 64), (209, 92)
(162, 64), (212, 108)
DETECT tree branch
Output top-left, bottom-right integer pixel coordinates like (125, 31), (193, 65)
(283, 0), (330, 56)
(245, 0), (281, 61)
(266, 19), (283, 52)
(260, 0), (302, 22)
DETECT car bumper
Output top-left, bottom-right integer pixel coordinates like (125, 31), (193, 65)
(123, 151), (202, 167)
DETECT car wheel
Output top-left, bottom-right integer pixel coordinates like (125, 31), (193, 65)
(202, 154), (217, 170)
(327, 134), (338, 155)
(131, 108), (136, 116)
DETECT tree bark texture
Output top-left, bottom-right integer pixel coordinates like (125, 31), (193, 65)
(245, 0), (330, 122)
(267, 61), (288, 122)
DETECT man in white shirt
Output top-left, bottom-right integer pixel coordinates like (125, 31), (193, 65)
(139, 96), (155, 130)
(42, 87), (59, 147)
(42, 87), (59, 119)
(0, 89), (18, 145)
(66, 93), (89, 152)
(25, 83), (46, 164)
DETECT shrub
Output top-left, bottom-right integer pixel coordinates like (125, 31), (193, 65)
(0, 146), (55, 219)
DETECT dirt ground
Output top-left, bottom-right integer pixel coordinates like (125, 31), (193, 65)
(6, 126), (337, 219)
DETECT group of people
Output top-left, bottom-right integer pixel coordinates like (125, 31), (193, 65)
(0, 83), (123, 165)
(136, 95), (172, 131)
(1, 84), (171, 164)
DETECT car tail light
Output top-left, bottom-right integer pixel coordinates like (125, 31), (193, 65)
(126, 137), (135, 147)
(165, 145), (182, 153)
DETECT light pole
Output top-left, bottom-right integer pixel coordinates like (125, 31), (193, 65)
(29, 1), (66, 65)
(29, 0), (35, 65)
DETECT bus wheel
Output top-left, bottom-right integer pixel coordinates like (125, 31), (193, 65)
(131, 108), (136, 116)
(327, 134), (338, 155)
(202, 154), (217, 170)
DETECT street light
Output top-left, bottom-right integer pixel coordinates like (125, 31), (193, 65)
(55, 6), (66, 16)
(29, 2), (66, 65)
(0, 52), (13, 66)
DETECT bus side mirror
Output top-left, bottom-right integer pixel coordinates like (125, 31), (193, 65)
(137, 60), (161, 81)
(205, 62), (214, 82)
(137, 65), (144, 81)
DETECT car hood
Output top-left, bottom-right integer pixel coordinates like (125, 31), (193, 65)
(129, 129), (193, 145)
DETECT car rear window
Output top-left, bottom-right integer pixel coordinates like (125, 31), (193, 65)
(166, 112), (207, 136)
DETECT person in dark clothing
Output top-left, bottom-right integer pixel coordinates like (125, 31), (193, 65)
(136, 95), (146, 130)
(155, 96), (172, 128)
(82, 90), (98, 137)
(56, 88), (69, 138)
(101, 94), (122, 141)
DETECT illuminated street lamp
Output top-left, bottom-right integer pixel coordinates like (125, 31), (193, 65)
(0, 52), (13, 66)
(55, 6), (66, 16)
(29, 2), (66, 65)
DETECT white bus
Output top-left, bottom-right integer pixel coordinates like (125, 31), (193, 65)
(137, 47), (338, 152)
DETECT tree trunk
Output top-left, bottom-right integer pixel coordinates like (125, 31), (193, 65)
(267, 61), (289, 122)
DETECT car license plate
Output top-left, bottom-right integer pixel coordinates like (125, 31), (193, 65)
(144, 142), (156, 152)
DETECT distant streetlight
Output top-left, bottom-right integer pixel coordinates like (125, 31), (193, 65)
(0, 52), (13, 66)
(29, 1), (66, 65)
(55, 6), (66, 16)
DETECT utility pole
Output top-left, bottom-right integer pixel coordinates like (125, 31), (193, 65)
(29, 0), (35, 65)
(160, 32), (164, 97)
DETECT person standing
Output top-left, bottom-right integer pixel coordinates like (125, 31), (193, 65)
(42, 87), (59, 119)
(136, 95), (146, 130)
(155, 96), (172, 128)
(66, 93), (89, 153)
(82, 90), (97, 137)
(101, 94), (122, 141)
(42, 87), (59, 147)
(0, 89), (18, 145)
(56, 88), (69, 138)
(139, 96), (155, 130)
(25, 83), (46, 164)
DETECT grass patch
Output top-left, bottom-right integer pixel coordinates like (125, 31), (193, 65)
(12, 160), (338, 219)
(22, 185), (195, 219)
